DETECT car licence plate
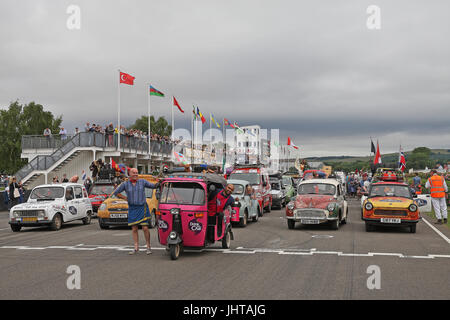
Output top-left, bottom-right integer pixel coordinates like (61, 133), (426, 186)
(301, 219), (320, 224)
(22, 217), (37, 222)
(380, 218), (401, 224)
(110, 214), (127, 218)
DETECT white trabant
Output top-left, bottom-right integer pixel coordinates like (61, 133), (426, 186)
(9, 183), (93, 232)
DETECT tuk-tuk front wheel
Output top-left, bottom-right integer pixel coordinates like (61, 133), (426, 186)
(169, 244), (181, 260)
(222, 229), (231, 249)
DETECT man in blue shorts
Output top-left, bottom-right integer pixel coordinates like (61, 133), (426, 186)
(113, 168), (159, 255)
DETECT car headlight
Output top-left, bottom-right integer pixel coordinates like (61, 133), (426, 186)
(99, 203), (106, 211)
(13, 210), (19, 218)
(327, 203), (336, 211)
(170, 208), (180, 215)
(287, 203), (294, 210)
(365, 202), (373, 211)
(409, 204), (418, 212)
(38, 210), (45, 218)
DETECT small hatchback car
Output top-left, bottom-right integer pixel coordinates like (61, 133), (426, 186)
(9, 183), (93, 232)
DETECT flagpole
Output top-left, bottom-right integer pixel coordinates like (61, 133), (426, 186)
(148, 84), (151, 154)
(209, 113), (212, 160)
(117, 69), (121, 151)
(191, 107), (194, 165)
(171, 95), (174, 163)
(222, 118), (225, 173)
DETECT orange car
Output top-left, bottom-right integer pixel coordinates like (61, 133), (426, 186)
(97, 175), (159, 229)
(362, 182), (421, 233)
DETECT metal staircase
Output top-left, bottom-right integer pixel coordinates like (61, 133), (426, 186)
(16, 132), (173, 186)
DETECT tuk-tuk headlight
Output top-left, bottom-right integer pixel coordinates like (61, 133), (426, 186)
(287, 203), (294, 210)
(170, 208), (180, 215)
(409, 204), (418, 212)
(169, 231), (177, 239)
(365, 202), (373, 211)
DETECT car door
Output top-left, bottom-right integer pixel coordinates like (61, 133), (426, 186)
(336, 185), (347, 219)
(74, 186), (86, 219)
(64, 186), (79, 222)
(244, 183), (257, 217)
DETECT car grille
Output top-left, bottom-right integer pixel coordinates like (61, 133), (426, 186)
(374, 209), (408, 216)
(17, 210), (40, 217)
(103, 218), (128, 223)
(294, 209), (326, 219)
(108, 208), (128, 212)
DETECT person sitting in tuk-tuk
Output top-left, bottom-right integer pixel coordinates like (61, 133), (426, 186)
(207, 183), (235, 239)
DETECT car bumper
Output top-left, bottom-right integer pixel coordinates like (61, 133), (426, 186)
(9, 220), (52, 227)
(99, 218), (129, 226)
(363, 217), (420, 226)
(271, 198), (283, 206)
(286, 216), (337, 223)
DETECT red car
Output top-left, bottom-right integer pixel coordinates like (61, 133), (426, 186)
(228, 164), (272, 215)
(88, 180), (116, 216)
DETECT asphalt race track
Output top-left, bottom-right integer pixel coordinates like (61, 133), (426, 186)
(1, 198), (449, 300)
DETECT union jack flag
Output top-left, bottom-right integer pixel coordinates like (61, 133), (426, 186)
(398, 146), (406, 172)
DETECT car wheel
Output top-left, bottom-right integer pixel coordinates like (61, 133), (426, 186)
(99, 218), (110, 230)
(331, 219), (339, 230)
(239, 212), (248, 227)
(287, 219), (295, 229)
(341, 209), (347, 224)
(410, 224), (416, 233)
(252, 211), (258, 222)
(258, 206), (263, 217)
(10, 224), (21, 232)
(149, 210), (157, 229)
(365, 222), (374, 232)
(50, 213), (62, 231)
(82, 212), (91, 225)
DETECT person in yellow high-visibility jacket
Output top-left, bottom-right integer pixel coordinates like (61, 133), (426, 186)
(425, 170), (448, 224)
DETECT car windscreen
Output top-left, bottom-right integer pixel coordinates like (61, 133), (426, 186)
(271, 182), (281, 190)
(160, 182), (205, 205)
(228, 173), (259, 185)
(90, 185), (115, 195)
(369, 185), (411, 198)
(30, 187), (64, 200)
(282, 177), (291, 186)
(231, 184), (245, 195)
(297, 183), (336, 195)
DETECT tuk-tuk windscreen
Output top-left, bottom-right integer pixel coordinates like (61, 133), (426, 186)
(160, 182), (205, 205)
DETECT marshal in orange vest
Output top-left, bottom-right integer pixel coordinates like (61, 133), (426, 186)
(428, 175), (445, 198)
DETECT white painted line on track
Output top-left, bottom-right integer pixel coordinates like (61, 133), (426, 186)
(421, 216), (450, 245)
(2, 244), (450, 260)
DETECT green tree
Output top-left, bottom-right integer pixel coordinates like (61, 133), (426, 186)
(129, 115), (172, 137)
(0, 101), (62, 174)
(408, 147), (434, 170)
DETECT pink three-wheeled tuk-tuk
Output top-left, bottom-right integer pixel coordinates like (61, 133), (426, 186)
(156, 172), (235, 260)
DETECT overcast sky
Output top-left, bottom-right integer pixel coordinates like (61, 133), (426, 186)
(1, 0), (449, 157)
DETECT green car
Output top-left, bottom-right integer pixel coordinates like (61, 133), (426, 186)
(282, 176), (296, 203)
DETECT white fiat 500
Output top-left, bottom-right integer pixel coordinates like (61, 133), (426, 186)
(9, 183), (93, 232)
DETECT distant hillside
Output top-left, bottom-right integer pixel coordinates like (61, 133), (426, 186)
(305, 149), (450, 164)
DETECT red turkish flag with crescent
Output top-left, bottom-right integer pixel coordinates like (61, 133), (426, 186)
(119, 72), (135, 85)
